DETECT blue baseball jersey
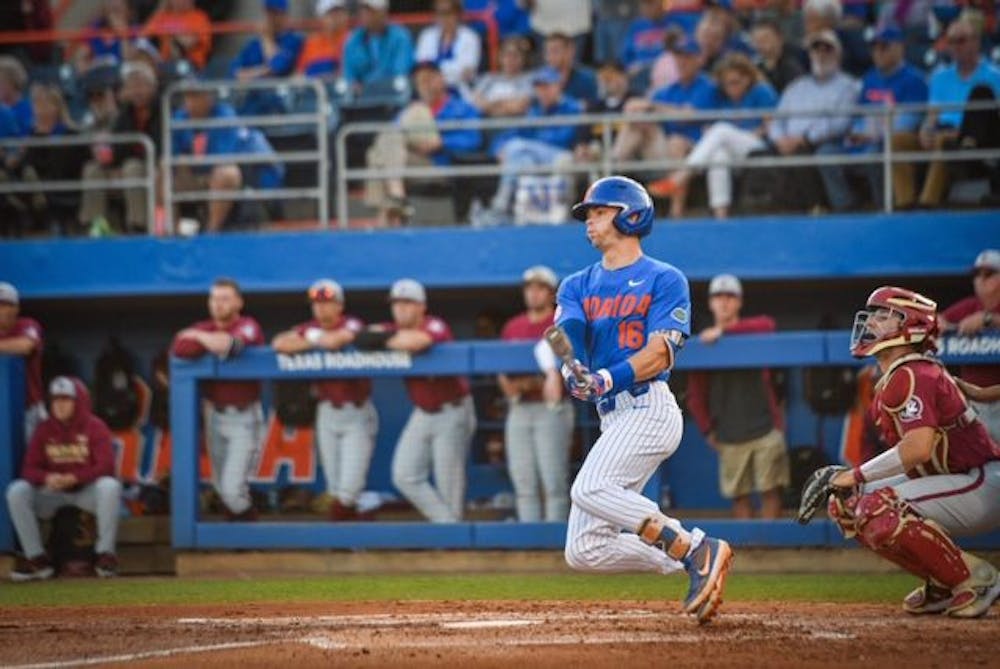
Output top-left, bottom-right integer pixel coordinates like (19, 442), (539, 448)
(556, 255), (691, 383)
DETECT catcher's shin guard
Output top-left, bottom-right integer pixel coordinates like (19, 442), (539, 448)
(827, 492), (858, 539)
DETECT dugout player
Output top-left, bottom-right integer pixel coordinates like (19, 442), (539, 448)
(555, 175), (733, 624)
(818, 287), (1000, 618)
(0, 282), (46, 440)
(172, 278), (265, 520)
(7, 376), (122, 581)
(360, 279), (475, 522)
(272, 279), (378, 521)
(499, 265), (573, 522)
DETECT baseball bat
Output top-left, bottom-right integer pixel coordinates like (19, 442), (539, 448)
(544, 325), (592, 387)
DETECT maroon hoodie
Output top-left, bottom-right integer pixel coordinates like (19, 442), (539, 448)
(21, 378), (115, 488)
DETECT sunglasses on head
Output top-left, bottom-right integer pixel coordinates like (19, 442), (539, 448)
(308, 286), (340, 301)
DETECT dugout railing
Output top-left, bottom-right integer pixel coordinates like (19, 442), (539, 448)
(6, 332), (998, 553)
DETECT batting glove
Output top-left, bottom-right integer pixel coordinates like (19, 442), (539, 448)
(561, 362), (612, 402)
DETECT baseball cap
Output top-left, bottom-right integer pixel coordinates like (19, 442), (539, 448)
(709, 274), (743, 297)
(265, 0), (289, 11)
(0, 281), (18, 305)
(411, 60), (441, 75)
(308, 278), (344, 303)
(670, 36), (701, 56)
(532, 66), (562, 86)
(522, 265), (558, 290)
(973, 249), (1000, 272)
(316, 0), (346, 13)
(805, 29), (842, 51)
(360, 0), (389, 10)
(49, 376), (77, 399)
(869, 25), (903, 44)
(389, 278), (426, 303)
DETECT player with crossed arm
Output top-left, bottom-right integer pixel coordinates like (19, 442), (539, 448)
(555, 175), (733, 624)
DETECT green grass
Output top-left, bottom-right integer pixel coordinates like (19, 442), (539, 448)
(0, 573), (919, 608)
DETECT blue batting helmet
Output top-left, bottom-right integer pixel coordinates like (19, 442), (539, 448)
(571, 176), (654, 237)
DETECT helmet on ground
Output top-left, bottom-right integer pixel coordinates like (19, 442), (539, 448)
(850, 286), (938, 358)
(571, 176), (654, 238)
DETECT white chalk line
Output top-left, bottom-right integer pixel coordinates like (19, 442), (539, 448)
(4, 640), (273, 669)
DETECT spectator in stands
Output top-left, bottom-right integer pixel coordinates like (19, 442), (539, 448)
(899, 16), (1000, 208)
(0, 282), (45, 440)
(750, 18), (803, 93)
(687, 274), (789, 520)
(593, 0), (640, 66)
(499, 265), (572, 522)
(816, 26), (928, 212)
(76, 0), (138, 70)
(342, 0), (415, 90)
(524, 0), (592, 53)
(171, 84), (285, 232)
(171, 278), (265, 520)
(647, 53), (778, 219)
(803, 0), (870, 77)
(143, 0), (213, 71)
(613, 37), (716, 218)
(576, 59), (632, 166)
(297, 0), (350, 78)
(483, 66), (584, 220)
(695, 9), (743, 73)
(79, 66), (121, 132)
(79, 61), (162, 235)
(415, 0), (482, 93)
(940, 249), (1000, 443)
(471, 36), (533, 122)
(364, 61), (482, 226)
(494, 0), (531, 40)
(0, 56), (31, 133)
(620, 0), (685, 86)
(374, 278), (475, 523)
(6, 376), (122, 581)
(543, 32), (599, 106)
(646, 25), (686, 92)
(230, 0), (304, 115)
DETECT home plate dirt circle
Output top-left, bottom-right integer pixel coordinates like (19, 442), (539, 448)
(0, 601), (997, 668)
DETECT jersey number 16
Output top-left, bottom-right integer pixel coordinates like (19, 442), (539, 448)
(618, 321), (645, 350)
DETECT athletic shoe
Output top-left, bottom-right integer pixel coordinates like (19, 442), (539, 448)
(902, 582), (952, 615)
(329, 500), (358, 522)
(10, 554), (54, 583)
(682, 537), (734, 623)
(647, 177), (680, 198)
(946, 561), (1000, 619)
(94, 553), (119, 578)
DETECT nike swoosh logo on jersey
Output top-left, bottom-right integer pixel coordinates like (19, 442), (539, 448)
(628, 279), (645, 287)
(698, 546), (712, 577)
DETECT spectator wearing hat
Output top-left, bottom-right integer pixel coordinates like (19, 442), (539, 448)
(620, 0), (688, 85)
(499, 266), (573, 522)
(483, 66), (584, 219)
(802, 0), (870, 78)
(470, 35), (533, 119)
(900, 17), (1000, 208)
(686, 274), (788, 520)
(143, 0), (213, 70)
(415, 0), (482, 92)
(0, 282), (46, 440)
(230, 0), (304, 115)
(613, 36), (717, 219)
(364, 60), (482, 226)
(6, 376), (122, 581)
(542, 32), (599, 107)
(361, 279), (474, 523)
(750, 18), (804, 95)
(940, 249), (1000, 443)
(272, 279), (377, 521)
(814, 25), (928, 212)
(342, 0), (415, 90)
(297, 0), (351, 78)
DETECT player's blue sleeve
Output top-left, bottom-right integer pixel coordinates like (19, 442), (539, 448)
(555, 275), (587, 364)
(646, 269), (692, 338)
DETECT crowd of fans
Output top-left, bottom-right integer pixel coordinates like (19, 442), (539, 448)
(0, 0), (998, 236)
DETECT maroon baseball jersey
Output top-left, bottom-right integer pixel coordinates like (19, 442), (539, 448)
(870, 356), (1000, 477)
(382, 315), (469, 412)
(501, 311), (554, 402)
(171, 316), (264, 408)
(941, 295), (999, 387)
(294, 316), (372, 405)
(0, 317), (44, 405)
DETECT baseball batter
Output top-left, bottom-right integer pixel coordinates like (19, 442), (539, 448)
(556, 176), (733, 624)
(801, 286), (1000, 618)
(172, 278), (265, 520)
(0, 282), (47, 440)
(272, 279), (377, 521)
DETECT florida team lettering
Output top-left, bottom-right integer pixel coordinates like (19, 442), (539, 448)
(583, 294), (652, 320)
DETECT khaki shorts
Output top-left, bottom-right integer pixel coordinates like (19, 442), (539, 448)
(717, 428), (790, 499)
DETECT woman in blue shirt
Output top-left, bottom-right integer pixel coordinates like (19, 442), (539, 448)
(648, 53), (777, 219)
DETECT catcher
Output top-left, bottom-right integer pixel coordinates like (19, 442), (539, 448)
(799, 286), (1000, 618)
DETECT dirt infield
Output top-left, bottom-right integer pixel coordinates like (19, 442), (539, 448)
(0, 599), (997, 668)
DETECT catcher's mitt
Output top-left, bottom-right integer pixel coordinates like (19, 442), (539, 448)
(797, 465), (850, 525)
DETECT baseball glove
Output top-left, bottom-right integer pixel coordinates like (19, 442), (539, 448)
(797, 465), (849, 525)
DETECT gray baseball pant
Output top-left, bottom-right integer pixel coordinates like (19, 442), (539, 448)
(206, 403), (263, 514)
(316, 400), (378, 505)
(505, 399), (574, 521)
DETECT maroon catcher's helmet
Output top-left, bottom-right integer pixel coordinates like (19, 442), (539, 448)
(850, 286), (939, 358)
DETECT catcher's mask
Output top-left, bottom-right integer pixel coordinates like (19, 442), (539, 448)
(850, 286), (938, 358)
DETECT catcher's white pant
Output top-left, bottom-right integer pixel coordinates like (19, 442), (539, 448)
(565, 380), (687, 574)
(316, 400), (378, 506)
(392, 396), (476, 523)
(505, 399), (573, 521)
(6, 476), (121, 557)
(206, 403), (263, 515)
